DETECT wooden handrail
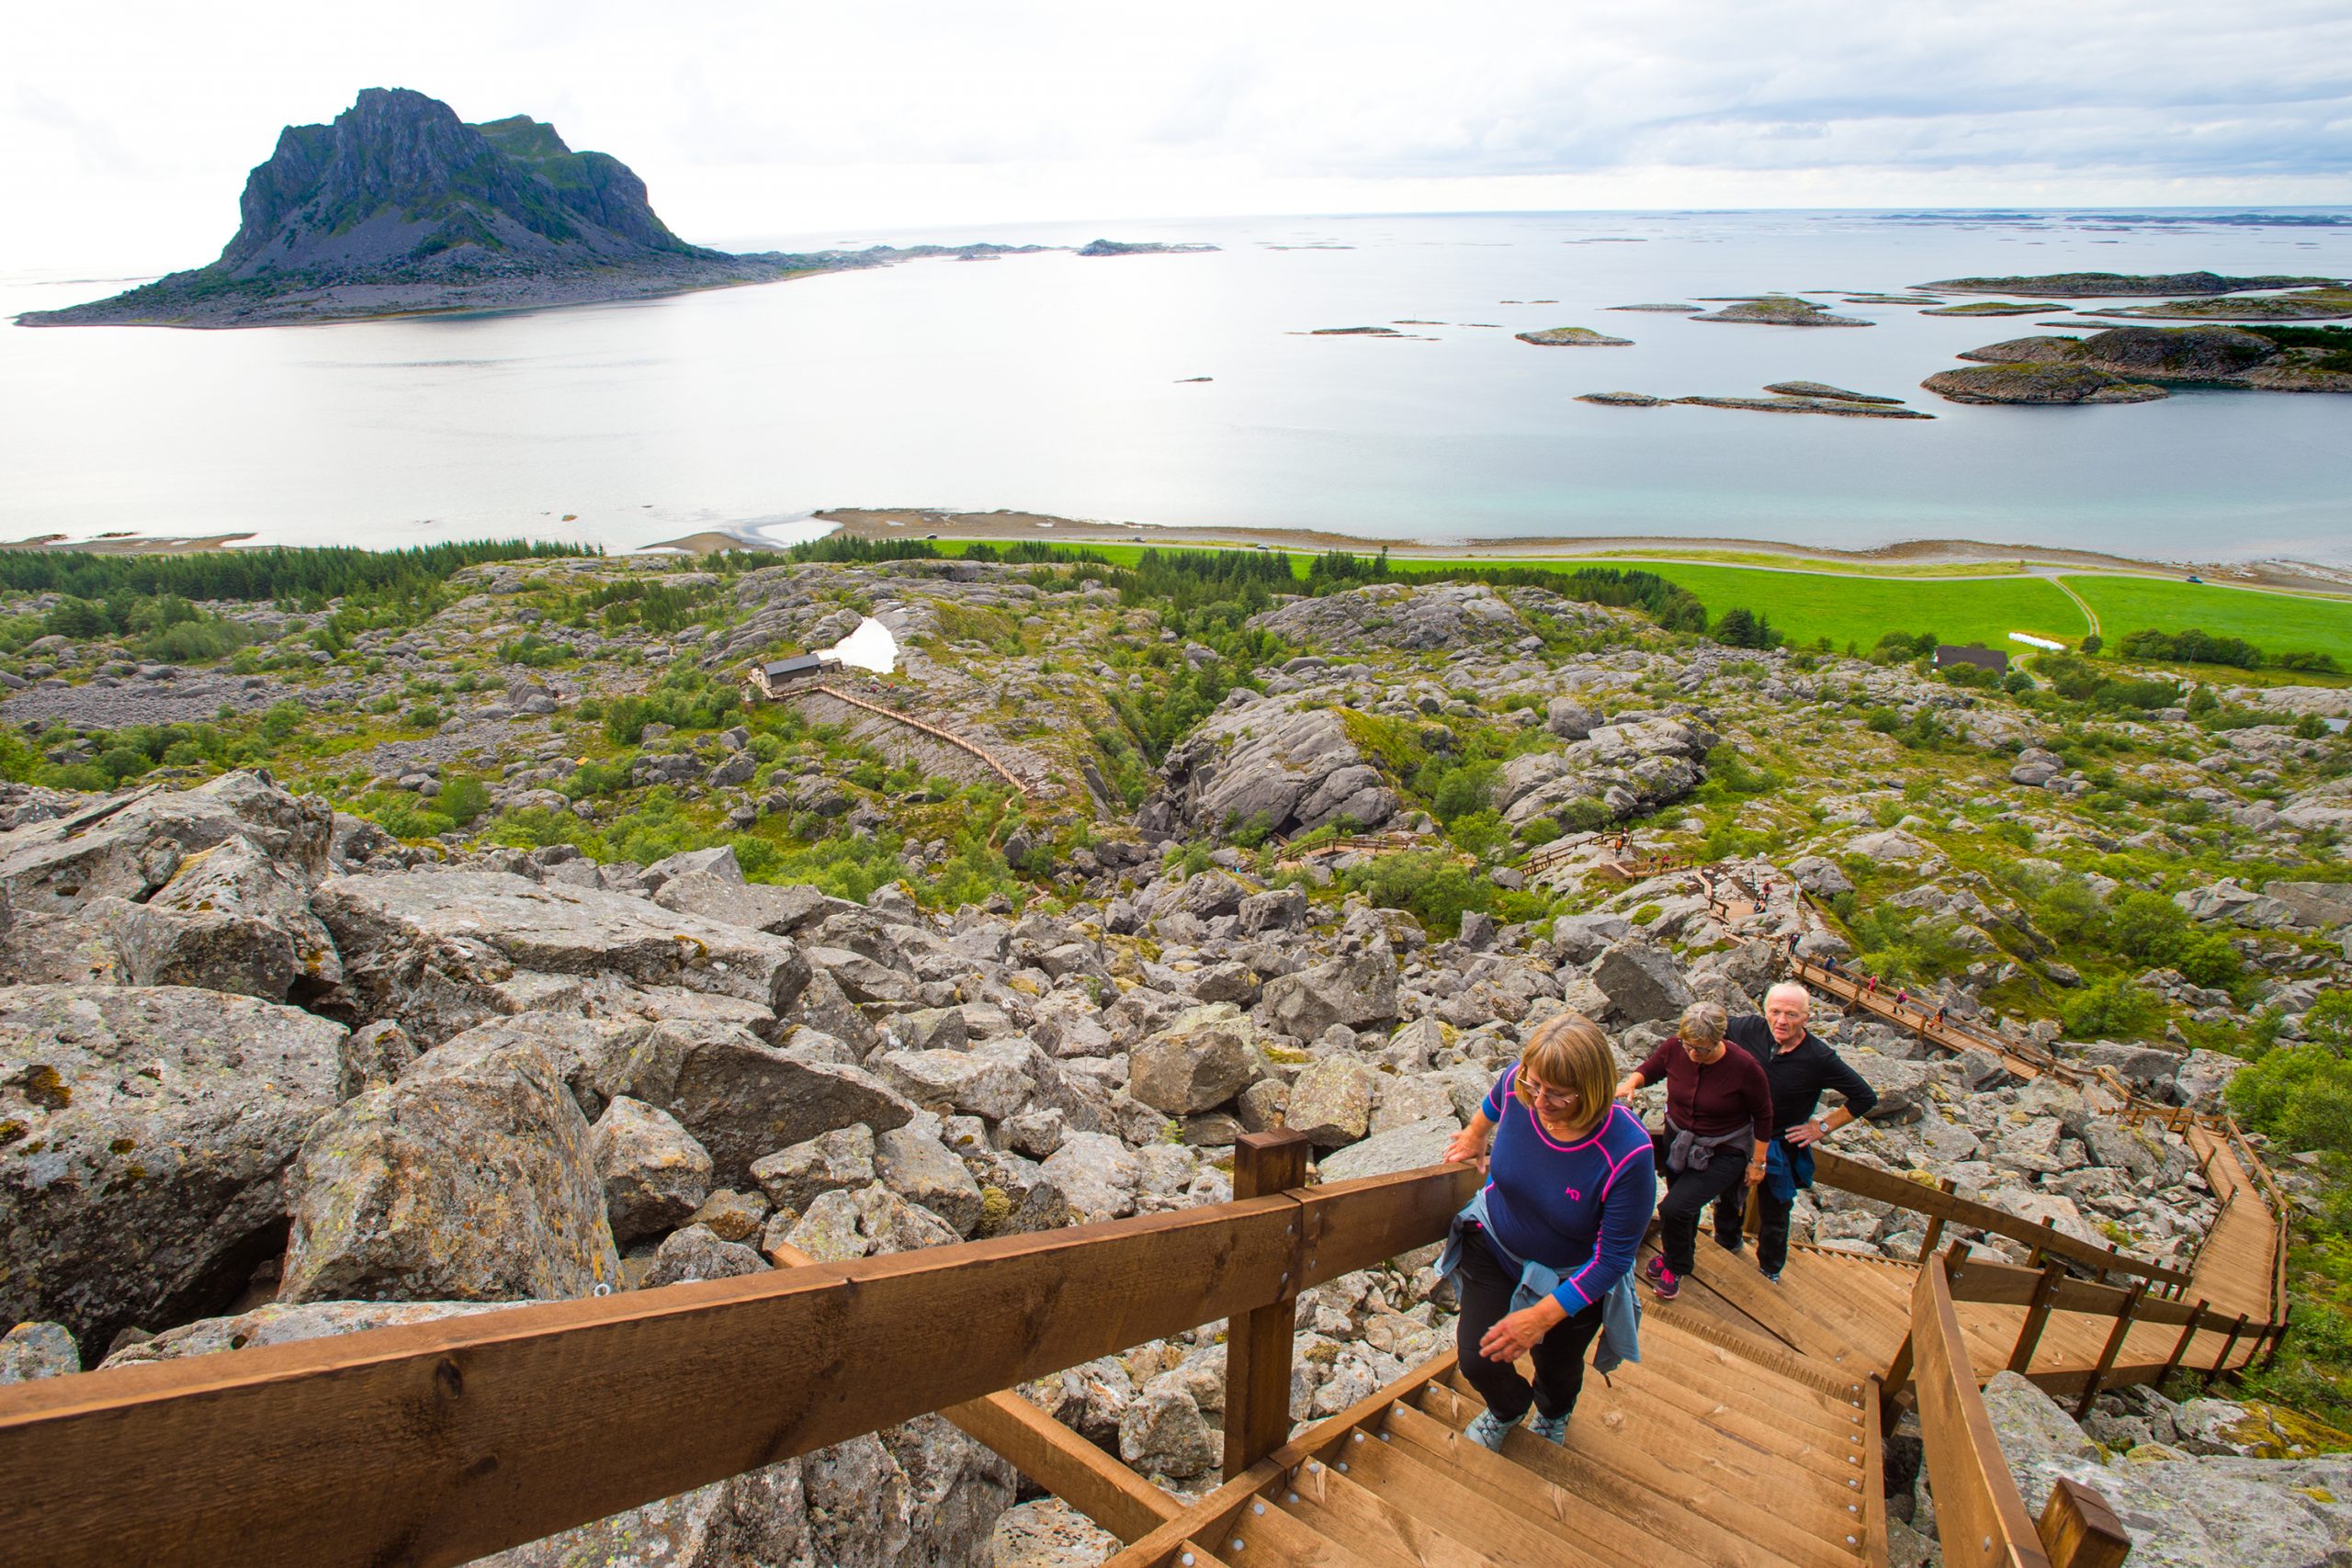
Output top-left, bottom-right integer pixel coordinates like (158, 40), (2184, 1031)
(809, 680), (1035, 800)
(1912, 1254), (2058, 1568)
(0, 1157), (1478, 1568)
(1911, 1253), (2137, 1567)
(1812, 1148), (2191, 1289)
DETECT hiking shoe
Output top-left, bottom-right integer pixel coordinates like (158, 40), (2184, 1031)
(1715, 1234), (1746, 1255)
(1760, 1268), (1781, 1285)
(1647, 1264), (1680, 1301)
(1643, 1255), (1667, 1283)
(1529, 1411), (1571, 1444)
(1465, 1408), (1521, 1451)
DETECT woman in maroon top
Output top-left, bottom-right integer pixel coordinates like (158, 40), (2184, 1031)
(1611, 1001), (1772, 1300)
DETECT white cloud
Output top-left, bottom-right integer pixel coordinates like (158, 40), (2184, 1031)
(3, 0), (2347, 267)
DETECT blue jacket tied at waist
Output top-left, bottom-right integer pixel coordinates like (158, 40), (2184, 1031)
(1437, 1189), (1643, 1374)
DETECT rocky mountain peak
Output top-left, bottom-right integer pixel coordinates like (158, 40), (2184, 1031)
(215, 86), (703, 280)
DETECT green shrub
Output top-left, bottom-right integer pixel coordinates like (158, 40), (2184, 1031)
(2062, 977), (2160, 1039)
(438, 776), (491, 827)
(2230, 1045), (2352, 1157)
(1340, 850), (1491, 934)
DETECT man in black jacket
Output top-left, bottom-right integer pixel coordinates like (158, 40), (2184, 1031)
(1713, 980), (1880, 1282)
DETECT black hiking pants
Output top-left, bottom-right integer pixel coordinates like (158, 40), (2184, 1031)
(1713, 1184), (1794, 1276)
(1657, 1154), (1750, 1277)
(1453, 1224), (1608, 1425)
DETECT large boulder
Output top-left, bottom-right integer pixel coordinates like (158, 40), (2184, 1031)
(108, 836), (344, 1001)
(652, 874), (846, 937)
(1260, 948), (1398, 1039)
(2177, 1050), (2249, 1115)
(0, 1320), (77, 1383)
(0, 983), (345, 1353)
(1284, 1056), (1376, 1148)
(876, 1043), (1035, 1123)
(0, 771), (332, 914)
(1127, 1004), (1261, 1115)
(1316, 1116), (1460, 1182)
(752, 1125), (877, 1214)
(1248, 582), (1529, 654)
(1148, 695), (1397, 840)
(662, 1032), (916, 1188)
(313, 869), (813, 1045)
(1499, 718), (1713, 829)
(280, 1030), (621, 1303)
(1040, 1133), (1145, 1223)
(1591, 943), (1694, 1024)
(591, 1096), (714, 1245)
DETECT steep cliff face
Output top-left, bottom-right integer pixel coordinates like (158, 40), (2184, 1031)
(213, 87), (706, 279)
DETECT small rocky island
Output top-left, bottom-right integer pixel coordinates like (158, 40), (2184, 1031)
(1690, 295), (1871, 327)
(2091, 288), (2352, 321)
(1922, 324), (2352, 403)
(1075, 240), (1219, 257)
(1514, 326), (1633, 346)
(1579, 383), (1931, 417)
(1921, 271), (2343, 298)
(17, 88), (1057, 329)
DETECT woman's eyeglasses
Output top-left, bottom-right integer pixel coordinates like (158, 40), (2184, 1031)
(1526, 1083), (1580, 1111)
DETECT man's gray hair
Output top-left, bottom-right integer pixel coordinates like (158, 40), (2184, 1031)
(1764, 980), (1812, 1014)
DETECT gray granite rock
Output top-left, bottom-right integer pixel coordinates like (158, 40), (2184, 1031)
(592, 1095), (714, 1244)
(0, 983), (345, 1353)
(281, 1030), (621, 1303)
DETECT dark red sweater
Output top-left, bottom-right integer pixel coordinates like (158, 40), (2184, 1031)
(1634, 1036), (1773, 1145)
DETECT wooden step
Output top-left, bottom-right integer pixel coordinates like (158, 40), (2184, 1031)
(1278, 1459), (1506, 1568)
(1383, 1399), (1826, 1568)
(1411, 1383), (1864, 1568)
(1335, 1426), (1666, 1568)
(1517, 1360), (1866, 1489)
(1227, 1497), (1386, 1568)
(1436, 1371), (1868, 1539)
(1634, 1319), (1869, 1428)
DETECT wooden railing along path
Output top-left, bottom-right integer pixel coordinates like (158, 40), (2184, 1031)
(805, 680), (1036, 800)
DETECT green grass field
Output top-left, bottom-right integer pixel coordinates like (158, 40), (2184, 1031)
(1600, 561), (2086, 650)
(2064, 576), (2352, 667)
(916, 536), (2352, 662)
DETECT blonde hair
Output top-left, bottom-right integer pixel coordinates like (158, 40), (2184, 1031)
(1678, 1001), (1728, 1046)
(1512, 1011), (1615, 1135)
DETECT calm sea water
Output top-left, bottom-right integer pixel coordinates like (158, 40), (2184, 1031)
(2, 209), (2347, 561)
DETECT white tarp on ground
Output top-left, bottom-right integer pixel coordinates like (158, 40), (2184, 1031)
(823, 616), (899, 674)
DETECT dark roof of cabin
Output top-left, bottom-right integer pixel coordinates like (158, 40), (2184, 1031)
(1933, 643), (2009, 671)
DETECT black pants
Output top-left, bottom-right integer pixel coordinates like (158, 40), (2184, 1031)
(1657, 1153), (1750, 1276)
(1713, 1185), (1794, 1275)
(1453, 1225), (1608, 1425)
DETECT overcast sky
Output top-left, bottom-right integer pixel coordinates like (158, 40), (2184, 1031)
(9, 0), (2351, 270)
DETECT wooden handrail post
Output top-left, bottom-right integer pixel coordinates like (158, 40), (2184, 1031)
(1880, 1331), (1915, 1428)
(2204, 1313), (2251, 1392)
(2038, 1477), (2131, 1568)
(1223, 1129), (1312, 1479)
(2160, 1299), (2211, 1387)
(2074, 1280), (2146, 1421)
(2264, 1306), (2294, 1372)
(1917, 1177), (1957, 1263)
(2007, 1260), (2066, 1375)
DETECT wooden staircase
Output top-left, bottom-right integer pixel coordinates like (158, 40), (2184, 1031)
(1110, 1313), (1879, 1568)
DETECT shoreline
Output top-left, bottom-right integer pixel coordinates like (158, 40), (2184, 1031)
(793, 508), (2352, 596)
(14, 511), (2349, 600)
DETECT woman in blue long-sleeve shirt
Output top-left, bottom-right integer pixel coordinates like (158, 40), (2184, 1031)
(1441, 1011), (1657, 1449)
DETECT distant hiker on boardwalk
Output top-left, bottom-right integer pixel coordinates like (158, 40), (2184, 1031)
(1712, 982), (1881, 1283)
(1612, 1002), (1770, 1302)
(1441, 1013), (1657, 1450)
